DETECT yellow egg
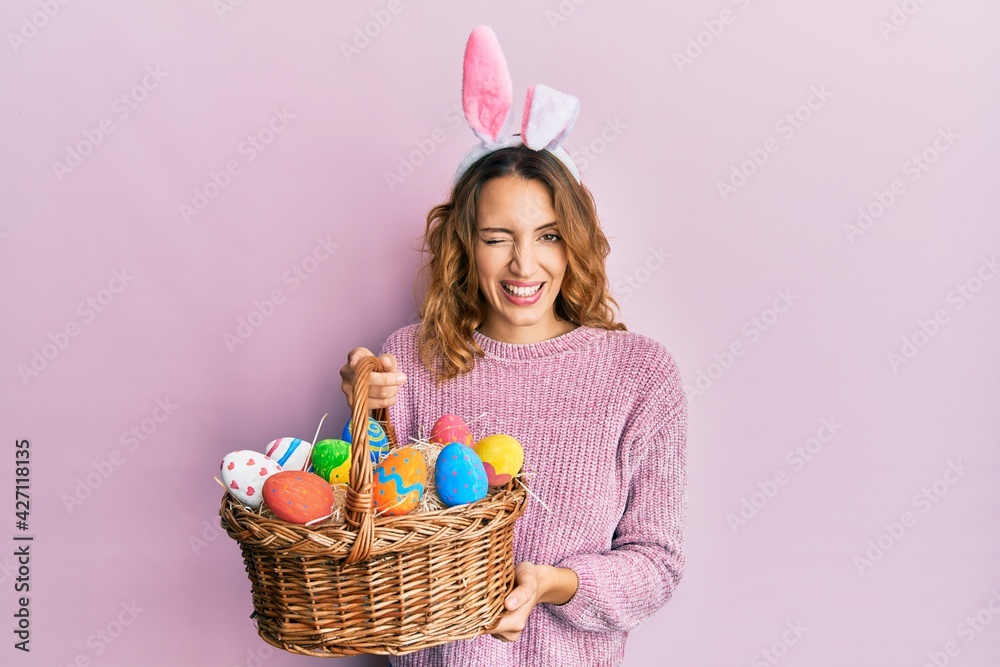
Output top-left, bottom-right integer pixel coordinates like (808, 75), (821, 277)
(329, 458), (350, 484)
(474, 434), (524, 486)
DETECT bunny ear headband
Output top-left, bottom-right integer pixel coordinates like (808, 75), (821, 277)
(454, 25), (582, 185)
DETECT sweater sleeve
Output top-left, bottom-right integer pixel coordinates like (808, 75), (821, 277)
(379, 327), (416, 449)
(547, 349), (688, 632)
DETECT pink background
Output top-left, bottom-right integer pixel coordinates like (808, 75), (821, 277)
(2, 1), (999, 665)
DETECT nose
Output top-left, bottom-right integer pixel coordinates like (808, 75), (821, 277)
(510, 238), (538, 276)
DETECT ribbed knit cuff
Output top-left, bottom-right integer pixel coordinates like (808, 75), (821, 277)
(546, 554), (601, 630)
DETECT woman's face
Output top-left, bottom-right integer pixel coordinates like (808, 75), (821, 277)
(473, 175), (572, 344)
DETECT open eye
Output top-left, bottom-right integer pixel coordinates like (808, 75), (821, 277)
(540, 233), (562, 242)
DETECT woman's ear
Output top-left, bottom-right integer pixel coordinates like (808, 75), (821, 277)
(462, 25), (515, 147)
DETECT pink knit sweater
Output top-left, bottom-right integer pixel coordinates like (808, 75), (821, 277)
(380, 323), (688, 667)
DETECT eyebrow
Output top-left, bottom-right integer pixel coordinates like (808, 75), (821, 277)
(478, 222), (559, 233)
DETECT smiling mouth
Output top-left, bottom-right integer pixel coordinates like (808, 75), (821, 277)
(501, 282), (543, 297)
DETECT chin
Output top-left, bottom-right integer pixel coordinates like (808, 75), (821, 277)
(495, 306), (553, 328)
(506, 315), (544, 328)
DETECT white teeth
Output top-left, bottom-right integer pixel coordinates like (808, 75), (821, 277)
(502, 283), (541, 297)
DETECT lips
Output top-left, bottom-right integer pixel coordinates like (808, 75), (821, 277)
(501, 281), (543, 297)
(498, 281), (545, 306)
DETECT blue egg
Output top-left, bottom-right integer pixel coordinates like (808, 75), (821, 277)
(434, 443), (488, 506)
(342, 417), (391, 463)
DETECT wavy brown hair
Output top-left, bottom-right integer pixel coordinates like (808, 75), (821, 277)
(415, 144), (626, 385)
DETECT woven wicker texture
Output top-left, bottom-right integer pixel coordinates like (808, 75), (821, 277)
(220, 355), (528, 656)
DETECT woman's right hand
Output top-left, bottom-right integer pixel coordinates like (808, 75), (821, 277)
(339, 347), (407, 409)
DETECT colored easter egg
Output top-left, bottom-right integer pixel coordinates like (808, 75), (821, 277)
(220, 450), (283, 509)
(430, 413), (473, 447)
(311, 439), (352, 484)
(263, 471), (334, 524)
(342, 417), (391, 463)
(263, 437), (313, 471)
(474, 434), (524, 486)
(373, 447), (426, 516)
(434, 443), (488, 507)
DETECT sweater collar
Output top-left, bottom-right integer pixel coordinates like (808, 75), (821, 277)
(472, 324), (604, 360)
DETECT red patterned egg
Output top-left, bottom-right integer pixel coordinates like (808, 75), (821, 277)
(373, 447), (426, 516)
(430, 414), (473, 447)
(263, 471), (334, 524)
(220, 450), (282, 509)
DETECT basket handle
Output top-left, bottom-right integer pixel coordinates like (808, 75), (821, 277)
(344, 354), (399, 565)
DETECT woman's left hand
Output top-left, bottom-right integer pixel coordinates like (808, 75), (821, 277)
(490, 562), (579, 642)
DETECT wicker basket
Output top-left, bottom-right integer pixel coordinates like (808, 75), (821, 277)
(219, 355), (528, 656)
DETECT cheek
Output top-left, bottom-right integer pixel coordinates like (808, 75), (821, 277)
(546, 250), (569, 280)
(474, 251), (503, 285)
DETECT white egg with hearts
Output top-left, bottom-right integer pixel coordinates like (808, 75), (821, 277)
(220, 450), (283, 508)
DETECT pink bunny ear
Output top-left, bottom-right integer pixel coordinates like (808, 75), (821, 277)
(462, 26), (514, 146)
(521, 84), (580, 151)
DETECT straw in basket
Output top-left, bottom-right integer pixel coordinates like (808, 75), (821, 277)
(219, 355), (529, 656)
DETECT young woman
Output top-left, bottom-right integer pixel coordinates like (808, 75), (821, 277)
(339, 143), (688, 667)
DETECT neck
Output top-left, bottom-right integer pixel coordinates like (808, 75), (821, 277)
(477, 317), (579, 345)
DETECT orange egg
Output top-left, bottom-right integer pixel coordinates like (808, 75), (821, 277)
(373, 447), (426, 516)
(263, 471), (334, 524)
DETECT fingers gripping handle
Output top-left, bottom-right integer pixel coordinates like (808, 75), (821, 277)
(344, 355), (398, 565)
(345, 356), (377, 564)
